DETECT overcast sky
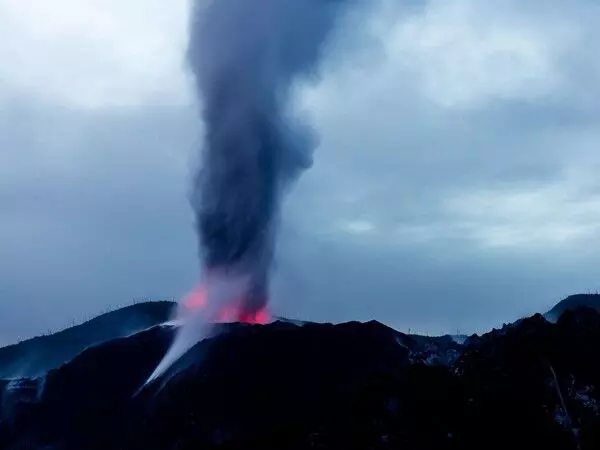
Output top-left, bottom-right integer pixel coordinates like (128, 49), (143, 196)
(1, 0), (600, 344)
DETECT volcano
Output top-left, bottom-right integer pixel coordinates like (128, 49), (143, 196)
(2, 298), (600, 450)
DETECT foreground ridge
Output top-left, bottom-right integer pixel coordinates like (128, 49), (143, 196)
(1, 307), (600, 450)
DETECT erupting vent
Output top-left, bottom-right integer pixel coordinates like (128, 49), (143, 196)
(182, 284), (271, 325)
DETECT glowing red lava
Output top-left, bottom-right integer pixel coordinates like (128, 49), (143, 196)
(183, 288), (207, 309)
(182, 285), (270, 325)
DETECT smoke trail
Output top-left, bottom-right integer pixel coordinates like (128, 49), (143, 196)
(147, 0), (355, 383)
(191, 0), (354, 312)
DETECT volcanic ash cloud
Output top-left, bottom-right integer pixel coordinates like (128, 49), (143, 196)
(148, 0), (357, 383)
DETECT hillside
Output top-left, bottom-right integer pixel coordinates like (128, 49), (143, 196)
(0, 301), (175, 378)
(1, 304), (600, 449)
(545, 294), (600, 322)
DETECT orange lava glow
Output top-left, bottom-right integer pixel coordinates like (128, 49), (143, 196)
(183, 288), (207, 309)
(182, 285), (270, 325)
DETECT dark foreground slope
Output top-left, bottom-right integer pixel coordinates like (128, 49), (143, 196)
(0, 301), (175, 379)
(1, 308), (600, 450)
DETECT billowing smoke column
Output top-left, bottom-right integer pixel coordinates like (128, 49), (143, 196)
(148, 0), (353, 382)
(190, 0), (353, 311)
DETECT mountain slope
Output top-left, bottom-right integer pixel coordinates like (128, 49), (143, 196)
(545, 294), (600, 322)
(0, 301), (175, 378)
(1, 308), (600, 450)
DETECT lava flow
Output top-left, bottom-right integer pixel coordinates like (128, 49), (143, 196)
(182, 284), (271, 325)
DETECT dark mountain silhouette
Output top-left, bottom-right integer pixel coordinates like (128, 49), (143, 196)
(1, 296), (599, 449)
(545, 294), (600, 322)
(0, 301), (175, 379)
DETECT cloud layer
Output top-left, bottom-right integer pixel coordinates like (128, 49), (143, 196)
(1, 0), (600, 343)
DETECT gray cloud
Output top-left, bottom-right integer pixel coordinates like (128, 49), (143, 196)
(2, 0), (600, 344)
(0, 98), (199, 342)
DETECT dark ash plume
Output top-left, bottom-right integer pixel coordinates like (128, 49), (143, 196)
(146, 0), (359, 385)
(188, 0), (353, 313)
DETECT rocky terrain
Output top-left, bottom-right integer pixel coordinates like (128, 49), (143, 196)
(1, 296), (599, 450)
(0, 301), (175, 379)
